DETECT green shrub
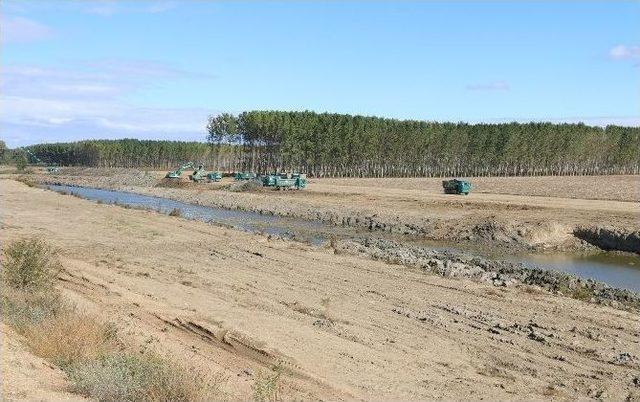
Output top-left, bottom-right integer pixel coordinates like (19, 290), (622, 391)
(15, 154), (28, 171)
(2, 237), (62, 291)
(1, 287), (66, 329)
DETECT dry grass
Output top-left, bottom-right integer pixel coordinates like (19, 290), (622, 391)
(67, 353), (219, 402)
(1, 237), (219, 402)
(26, 313), (117, 367)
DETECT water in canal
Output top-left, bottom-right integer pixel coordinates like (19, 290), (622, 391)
(45, 184), (640, 292)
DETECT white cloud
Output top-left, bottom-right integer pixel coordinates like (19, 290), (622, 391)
(0, 94), (211, 146)
(146, 1), (177, 14)
(85, 2), (118, 16)
(83, 0), (177, 16)
(0, 61), (216, 147)
(1, 16), (52, 43)
(608, 44), (640, 61)
(465, 81), (510, 91)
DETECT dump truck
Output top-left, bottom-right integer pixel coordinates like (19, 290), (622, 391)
(234, 172), (257, 181)
(260, 173), (307, 190)
(442, 179), (471, 195)
(206, 172), (222, 182)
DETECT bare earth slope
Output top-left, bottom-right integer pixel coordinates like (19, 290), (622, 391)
(1, 179), (639, 400)
(1, 323), (86, 401)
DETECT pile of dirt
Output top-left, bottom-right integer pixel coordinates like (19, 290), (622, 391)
(154, 178), (194, 188)
(219, 180), (266, 192)
(336, 237), (640, 310)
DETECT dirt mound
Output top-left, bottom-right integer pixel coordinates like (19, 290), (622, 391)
(219, 180), (266, 192)
(154, 178), (194, 188)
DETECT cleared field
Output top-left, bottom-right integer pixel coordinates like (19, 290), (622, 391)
(2, 179), (639, 400)
(315, 175), (640, 202)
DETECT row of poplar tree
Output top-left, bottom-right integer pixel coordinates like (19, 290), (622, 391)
(25, 110), (639, 177)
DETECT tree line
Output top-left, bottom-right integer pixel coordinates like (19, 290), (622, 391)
(207, 111), (640, 177)
(17, 110), (640, 177)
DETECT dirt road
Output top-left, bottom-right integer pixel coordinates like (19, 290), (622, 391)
(2, 179), (639, 400)
(24, 169), (639, 252)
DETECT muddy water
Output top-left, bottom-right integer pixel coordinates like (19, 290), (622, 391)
(45, 184), (640, 292)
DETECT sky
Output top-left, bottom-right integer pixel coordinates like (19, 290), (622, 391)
(1, 1), (639, 147)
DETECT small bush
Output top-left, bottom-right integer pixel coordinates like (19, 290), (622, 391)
(15, 154), (28, 171)
(1, 286), (66, 329)
(571, 286), (594, 301)
(253, 364), (283, 402)
(168, 208), (181, 217)
(2, 237), (62, 291)
(68, 352), (216, 402)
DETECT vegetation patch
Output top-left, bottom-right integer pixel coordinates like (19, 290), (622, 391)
(252, 364), (283, 402)
(1, 237), (219, 401)
(67, 353), (216, 402)
(2, 237), (62, 291)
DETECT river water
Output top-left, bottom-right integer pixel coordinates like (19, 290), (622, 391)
(45, 184), (640, 292)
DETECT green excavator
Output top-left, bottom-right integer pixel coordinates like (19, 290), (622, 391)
(23, 149), (59, 173)
(165, 162), (194, 179)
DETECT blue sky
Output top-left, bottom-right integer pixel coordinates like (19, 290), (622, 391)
(1, 1), (638, 147)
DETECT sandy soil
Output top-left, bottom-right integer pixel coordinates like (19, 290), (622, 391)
(2, 179), (639, 400)
(1, 323), (86, 401)
(314, 175), (640, 202)
(21, 169), (639, 252)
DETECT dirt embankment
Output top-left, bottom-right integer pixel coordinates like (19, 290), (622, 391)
(2, 179), (640, 400)
(1, 323), (85, 401)
(23, 168), (640, 253)
(574, 226), (640, 254)
(337, 238), (640, 310)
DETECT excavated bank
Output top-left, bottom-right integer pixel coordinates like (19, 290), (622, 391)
(335, 238), (640, 310)
(574, 226), (640, 254)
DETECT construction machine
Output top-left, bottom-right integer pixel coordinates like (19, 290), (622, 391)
(166, 162), (222, 182)
(23, 149), (59, 173)
(260, 172), (307, 190)
(442, 179), (471, 195)
(165, 162), (194, 179)
(188, 164), (208, 182)
(234, 172), (257, 181)
(206, 172), (223, 182)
